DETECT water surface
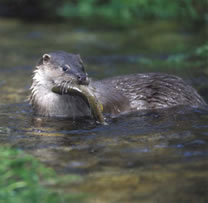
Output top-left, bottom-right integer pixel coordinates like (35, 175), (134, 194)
(0, 19), (208, 202)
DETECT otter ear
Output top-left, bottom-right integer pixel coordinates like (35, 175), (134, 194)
(42, 54), (51, 64)
(77, 54), (83, 64)
(37, 54), (51, 67)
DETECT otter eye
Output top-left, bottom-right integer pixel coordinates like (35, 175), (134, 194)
(62, 66), (68, 72)
(62, 65), (70, 72)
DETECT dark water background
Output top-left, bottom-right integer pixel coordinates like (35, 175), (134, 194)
(0, 19), (208, 202)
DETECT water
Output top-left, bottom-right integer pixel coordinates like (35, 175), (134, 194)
(0, 19), (208, 202)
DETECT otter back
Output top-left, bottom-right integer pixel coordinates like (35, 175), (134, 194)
(93, 73), (206, 111)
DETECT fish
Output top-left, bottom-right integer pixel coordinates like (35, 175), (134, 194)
(52, 84), (107, 125)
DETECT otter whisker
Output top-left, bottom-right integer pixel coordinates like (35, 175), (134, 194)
(62, 81), (66, 94)
(63, 81), (68, 94)
(60, 81), (64, 94)
(66, 80), (72, 90)
(62, 82), (68, 94)
(61, 81), (66, 95)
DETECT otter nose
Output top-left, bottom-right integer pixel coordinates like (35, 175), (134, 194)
(77, 74), (89, 85)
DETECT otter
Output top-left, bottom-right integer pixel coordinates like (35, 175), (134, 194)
(29, 51), (207, 120)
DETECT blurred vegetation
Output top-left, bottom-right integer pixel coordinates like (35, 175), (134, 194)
(167, 42), (208, 65)
(0, 0), (207, 26)
(57, 0), (208, 26)
(0, 146), (84, 203)
(195, 42), (208, 59)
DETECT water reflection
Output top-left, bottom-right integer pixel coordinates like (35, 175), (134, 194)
(1, 103), (208, 170)
(0, 102), (208, 202)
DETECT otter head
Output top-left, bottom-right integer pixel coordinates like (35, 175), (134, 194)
(33, 51), (89, 92)
(30, 51), (92, 117)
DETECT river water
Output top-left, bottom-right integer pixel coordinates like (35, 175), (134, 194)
(0, 19), (208, 202)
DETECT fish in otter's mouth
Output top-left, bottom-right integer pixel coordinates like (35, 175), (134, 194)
(51, 82), (106, 124)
